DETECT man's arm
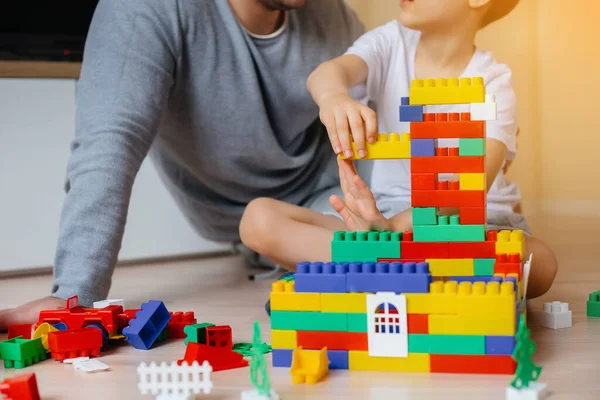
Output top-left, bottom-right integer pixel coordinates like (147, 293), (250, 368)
(51, 0), (181, 306)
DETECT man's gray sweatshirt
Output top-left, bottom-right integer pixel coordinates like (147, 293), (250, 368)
(51, 0), (365, 305)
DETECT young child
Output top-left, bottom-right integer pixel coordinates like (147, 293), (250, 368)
(240, 0), (558, 299)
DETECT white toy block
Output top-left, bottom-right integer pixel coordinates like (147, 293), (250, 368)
(506, 383), (548, 400)
(93, 298), (125, 308)
(366, 293), (408, 358)
(63, 357), (90, 364)
(539, 301), (572, 329)
(241, 389), (280, 400)
(470, 94), (497, 120)
(138, 361), (213, 398)
(73, 358), (110, 372)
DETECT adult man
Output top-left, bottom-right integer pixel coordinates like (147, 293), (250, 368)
(0, 0), (365, 328)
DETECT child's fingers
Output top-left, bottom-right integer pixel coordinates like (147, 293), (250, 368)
(334, 108), (353, 159)
(321, 112), (342, 154)
(361, 107), (378, 144)
(347, 108), (366, 159)
(329, 194), (353, 226)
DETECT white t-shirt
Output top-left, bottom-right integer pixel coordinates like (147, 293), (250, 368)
(345, 21), (521, 214)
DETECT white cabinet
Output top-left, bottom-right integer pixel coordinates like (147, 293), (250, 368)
(0, 78), (227, 273)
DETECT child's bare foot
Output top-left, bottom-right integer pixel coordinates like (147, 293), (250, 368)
(0, 296), (66, 331)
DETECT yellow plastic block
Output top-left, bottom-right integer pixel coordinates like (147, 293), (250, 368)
(32, 322), (58, 350)
(349, 351), (430, 372)
(291, 347), (329, 384)
(271, 330), (297, 349)
(459, 173), (486, 190)
(342, 133), (411, 160)
(496, 230), (525, 258)
(405, 281), (458, 314)
(270, 280), (321, 312)
(429, 314), (515, 335)
(455, 281), (515, 317)
(426, 259), (474, 276)
(321, 293), (367, 313)
(409, 77), (485, 105)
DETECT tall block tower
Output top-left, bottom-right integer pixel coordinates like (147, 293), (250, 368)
(270, 77), (525, 375)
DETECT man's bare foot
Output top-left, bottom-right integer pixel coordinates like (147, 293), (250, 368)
(0, 296), (66, 331)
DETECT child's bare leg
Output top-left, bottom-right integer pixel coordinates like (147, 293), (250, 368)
(240, 197), (346, 270)
(524, 236), (558, 298)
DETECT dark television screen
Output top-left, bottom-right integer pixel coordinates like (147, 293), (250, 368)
(0, 0), (100, 61)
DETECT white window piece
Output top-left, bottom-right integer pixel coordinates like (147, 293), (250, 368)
(366, 292), (408, 358)
(63, 357), (90, 364)
(73, 358), (110, 372)
(137, 360), (213, 399)
(93, 299), (125, 308)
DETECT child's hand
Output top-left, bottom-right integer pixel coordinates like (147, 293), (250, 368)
(329, 157), (390, 232)
(318, 93), (378, 159)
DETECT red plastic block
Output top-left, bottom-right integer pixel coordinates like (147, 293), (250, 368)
(448, 241), (496, 258)
(378, 258), (426, 263)
(167, 312), (197, 339)
(0, 373), (40, 400)
(410, 117), (485, 139)
(297, 331), (368, 351)
(460, 207), (486, 224)
(205, 325), (232, 349)
(407, 314), (428, 334)
(48, 328), (103, 361)
(411, 173), (436, 190)
(403, 231), (414, 241)
(430, 354), (516, 374)
(487, 230), (498, 241)
(494, 254), (521, 278)
(412, 190), (485, 208)
(401, 241), (450, 259)
(449, 147), (459, 156)
(7, 324), (32, 340)
(178, 342), (248, 371)
(411, 156), (485, 173)
(118, 309), (141, 331)
(435, 147), (449, 157)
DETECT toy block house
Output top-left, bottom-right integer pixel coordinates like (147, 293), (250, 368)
(270, 77), (525, 375)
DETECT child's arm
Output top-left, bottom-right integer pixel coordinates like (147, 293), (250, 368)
(307, 55), (378, 159)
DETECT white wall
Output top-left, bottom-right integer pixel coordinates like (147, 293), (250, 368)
(0, 78), (227, 273)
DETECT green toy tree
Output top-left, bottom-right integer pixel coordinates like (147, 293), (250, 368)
(510, 315), (543, 389)
(249, 321), (271, 397)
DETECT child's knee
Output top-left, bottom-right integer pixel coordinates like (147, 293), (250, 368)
(525, 236), (558, 298)
(240, 197), (279, 250)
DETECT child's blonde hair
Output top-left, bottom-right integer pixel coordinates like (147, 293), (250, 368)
(481, 0), (520, 28)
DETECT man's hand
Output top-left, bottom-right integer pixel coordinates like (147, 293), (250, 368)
(329, 157), (390, 232)
(0, 297), (66, 331)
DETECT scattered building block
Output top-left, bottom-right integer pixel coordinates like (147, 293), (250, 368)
(290, 347), (329, 384)
(167, 311), (197, 339)
(410, 139), (435, 156)
(539, 302), (572, 329)
(31, 323), (58, 350)
(270, 280), (321, 312)
(178, 342), (248, 371)
(505, 382), (548, 400)
(122, 300), (171, 350)
(587, 291), (600, 317)
(332, 231), (402, 262)
(409, 77), (485, 105)
(92, 299), (125, 308)
(0, 337), (47, 369)
(430, 354), (516, 374)
(0, 372), (41, 400)
(48, 328), (103, 361)
(411, 156), (485, 173)
(341, 133), (411, 160)
(7, 324), (32, 340)
(470, 94), (497, 121)
(348, 351), (430, 372)
(183, 323), (215, 346)
(346, 262), (431, 294)
(459, 138), (486, 156)
(294, 262), (348, 293)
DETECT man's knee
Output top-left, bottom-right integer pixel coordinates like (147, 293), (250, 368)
(240, 197), (278, 252)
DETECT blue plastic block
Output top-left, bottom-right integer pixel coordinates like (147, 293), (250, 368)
(485, 336), (515, 355)
(401, 96), (409, 105)
(294, 262), (347, 293)
(122, 300), (171, 350)
(271, 349), (349, 369)
(410, 139), (435, 156)
(52, 322), (68, 331)
(272, 349), (293, 367)
(399, 103), (424, 122)
(346, 262), (431, 294)
(326, 350), (349, 370)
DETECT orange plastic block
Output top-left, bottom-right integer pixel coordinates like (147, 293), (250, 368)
(0, 373), (41, 400)
(401, 241), (450, 259)
(430, 354), (516, 374)
(408, 314), (429, 334)
(460, 207), (486, 224)
(178, 342), (248, 371)
(411, 173), (436, 190)
(494, 254), (521, 278)
(411, 156), (485, 173)
(412, 190), (485, 208)
(48, 328), (103, 361)
(410, 115), (484, 139)
(7, 324), (32, 340)
(297, 331), (367, 351)
(448, 241), (496, 258)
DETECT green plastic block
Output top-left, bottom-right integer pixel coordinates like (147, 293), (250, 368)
(459, 138), (485, 156)
(412, 208), (437, 225)
(347, 313), (367, 333)
(271, 311), (347, 331)
(587, 291), (600, 318)
(183, 322), (215, 346)
(332, 231), (401, 262)
(0, 336), (47, 369)
(413, 225), (485, 242)
(474, 258), (495, 275)
(408, 334), (485, 354)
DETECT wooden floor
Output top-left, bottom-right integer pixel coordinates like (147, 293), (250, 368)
(1, 215), (599, 400)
